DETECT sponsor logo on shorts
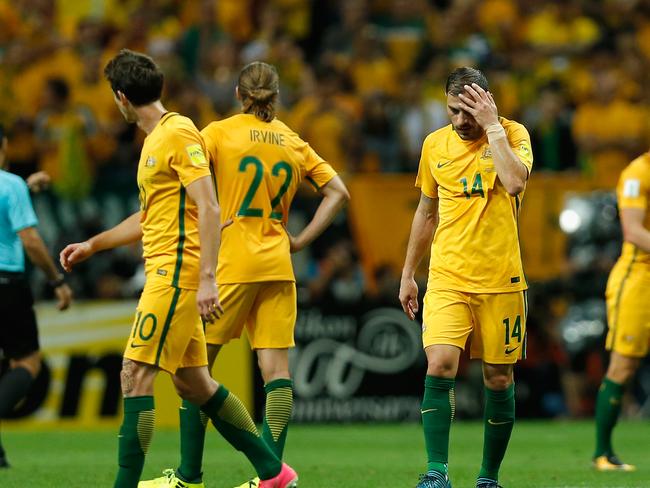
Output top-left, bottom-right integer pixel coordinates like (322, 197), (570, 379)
(505, 345), (520, 355)
(129, 342), (147, 348)
(436, 160), (452, 169)
(157, 268), (168, 276)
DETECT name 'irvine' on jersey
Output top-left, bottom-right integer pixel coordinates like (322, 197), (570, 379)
(416, 117), (534, 293)
(201, 113), (337, 284)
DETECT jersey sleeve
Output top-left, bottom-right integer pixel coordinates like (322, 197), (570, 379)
(302, 142), (337, 191)
(415, 137), (438, 198)
(506, 122), (534, 174)
(8, 178), (38, 232)
(170, 126), (212, 188)
(617, 163), (648, 210)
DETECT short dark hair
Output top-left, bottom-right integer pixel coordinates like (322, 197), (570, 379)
(104, 49), (164, 106)
(445, 67), (489, 96)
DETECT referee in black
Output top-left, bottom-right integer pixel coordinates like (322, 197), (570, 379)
(0, 124), (72, 467)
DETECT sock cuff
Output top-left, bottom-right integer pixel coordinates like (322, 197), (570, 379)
(202, 385), (229, 413)
(10, 366), (34, 380)
(264, 378), (293, 393)
(484, 383), (515, 401)
(124, 396), (154, 413)
(603, 377), (624, 395)
(425, 375), (455, 390)
(181, 398), (199, 410)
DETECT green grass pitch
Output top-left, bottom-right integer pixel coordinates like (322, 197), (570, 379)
(1, 420), (648, 487)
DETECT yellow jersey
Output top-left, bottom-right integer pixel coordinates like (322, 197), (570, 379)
(614, 152), (650, 268)
(137, 112), (212, 290)
(201, 113), (337, 284)
(416, 117), (533, 293)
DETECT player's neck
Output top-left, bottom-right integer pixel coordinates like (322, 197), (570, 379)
(135, 101), (168, 135)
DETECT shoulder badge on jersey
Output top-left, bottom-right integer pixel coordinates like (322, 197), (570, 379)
(518, 140), (531, 158)
(186, 144), (208, 168)
(623, 178), (641, 198)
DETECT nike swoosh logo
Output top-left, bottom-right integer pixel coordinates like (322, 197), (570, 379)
(488, 419), (512, 426)
(505, 345), (520, 354)
(421, 408), (438, 414)
(130, 342), (147, 348)
(437, 161), (451, 168)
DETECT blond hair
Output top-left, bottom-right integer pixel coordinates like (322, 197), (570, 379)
(238, 62), (279, 122)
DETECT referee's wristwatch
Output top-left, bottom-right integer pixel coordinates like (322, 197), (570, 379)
(48, 274), (66, 288)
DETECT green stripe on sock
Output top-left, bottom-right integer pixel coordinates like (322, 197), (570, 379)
(479, 384), (515, 482)
(594, 378), (624, 458)
(114, 396), (154, 488)
(422, 376), (455, 475)
(177, 400), (207, 483)
(262, 378), (293, 458)
(201, 386), (281, 480)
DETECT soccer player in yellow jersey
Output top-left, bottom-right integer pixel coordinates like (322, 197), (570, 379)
(142, 61), (350, 488)
(59, 50), (296, 488)
(592, 153), (650, 472)
(399, 67), (532, 488)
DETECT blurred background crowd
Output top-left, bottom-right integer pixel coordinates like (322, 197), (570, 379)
(1, 0), (650, 419)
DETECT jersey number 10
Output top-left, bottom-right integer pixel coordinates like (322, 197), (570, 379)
(237, 156), (293, 220)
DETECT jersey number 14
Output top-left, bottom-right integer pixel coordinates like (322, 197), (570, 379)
(460, 173), (484, 199)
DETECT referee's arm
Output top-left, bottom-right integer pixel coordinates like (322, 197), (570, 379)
(19, 227), (72, 310)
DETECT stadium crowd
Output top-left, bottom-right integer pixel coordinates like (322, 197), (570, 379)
(1, 0), (650, 418)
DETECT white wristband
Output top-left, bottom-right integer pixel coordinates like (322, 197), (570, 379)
(485, 123), (506, 142)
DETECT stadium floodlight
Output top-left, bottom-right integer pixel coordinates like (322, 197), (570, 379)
(559, 196), (594, 234)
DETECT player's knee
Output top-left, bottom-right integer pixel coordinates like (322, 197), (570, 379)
(484, 374), (513, 390)
(426, 359), (456, 378)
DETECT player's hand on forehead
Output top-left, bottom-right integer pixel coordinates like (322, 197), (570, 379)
(458, 83), (499, 128)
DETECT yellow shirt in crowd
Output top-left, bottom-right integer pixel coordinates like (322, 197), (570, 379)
(201, 113), (337, 284)
(615, 152), (650, 266)
(416, 117), (533, 293)
(137, 112), (212, 290)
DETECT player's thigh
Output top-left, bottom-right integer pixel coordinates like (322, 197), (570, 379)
(0, 279), (40, 361)
(470, 291), (527, 364)
(124, 280), (206, 374)
(247, 281), (297, 349)
(204, 283), (259, 346)
(605, 270), (650, 358)
(422, 288), (473, 350)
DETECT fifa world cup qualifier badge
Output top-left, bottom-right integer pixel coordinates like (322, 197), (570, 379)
(186, 144), (208, 167)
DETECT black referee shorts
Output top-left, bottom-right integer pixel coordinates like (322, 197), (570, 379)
(0, 271), (40, 360)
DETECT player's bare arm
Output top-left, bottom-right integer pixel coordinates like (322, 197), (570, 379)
(399, 192), (439, 320)
(19, 226), (73, 310)
(287, 175), (350, 253)
(619, 207), (650, 252)
(59, 211), (143, 272)
(185, 174), (223, 323)
(458, 83), (528, 196)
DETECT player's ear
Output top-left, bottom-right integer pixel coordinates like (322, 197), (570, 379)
(116, 90), (129, 107)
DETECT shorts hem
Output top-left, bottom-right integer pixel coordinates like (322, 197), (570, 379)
(250, 341), (296, 350)
(422, 339), (465, 350)
(475, 355), (520, 364)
